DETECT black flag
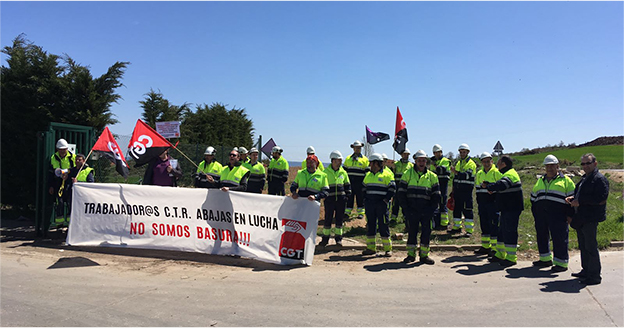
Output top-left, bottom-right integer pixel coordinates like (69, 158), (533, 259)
(365, 125), (390, 145)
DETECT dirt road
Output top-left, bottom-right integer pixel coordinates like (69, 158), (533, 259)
(1, 237), (622, 327)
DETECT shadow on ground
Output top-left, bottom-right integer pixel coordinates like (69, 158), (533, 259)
(2, 218), (305, 272)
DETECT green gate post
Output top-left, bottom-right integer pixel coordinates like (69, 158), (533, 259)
(35, 123), (95, 237)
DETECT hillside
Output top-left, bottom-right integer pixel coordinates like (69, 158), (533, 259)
(575, 136), (623, 147)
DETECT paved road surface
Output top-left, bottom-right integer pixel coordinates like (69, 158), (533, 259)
(1, 239), (622, 327)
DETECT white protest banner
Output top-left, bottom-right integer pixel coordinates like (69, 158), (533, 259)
(155, 121), (181, 139)
(67, 183), (320, 265)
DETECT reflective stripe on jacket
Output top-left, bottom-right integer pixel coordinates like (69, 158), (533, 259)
(268, 156), (289, 183)
(362, 169), (395, 203)
(475, 166), (503, 203)
(290, 169), (329, 200)
(344, 154), (369, 181)
(324, 166), (351, 199)
(397, 167), (441, 209)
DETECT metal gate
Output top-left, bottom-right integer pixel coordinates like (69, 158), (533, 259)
(35, 122), (95, 236)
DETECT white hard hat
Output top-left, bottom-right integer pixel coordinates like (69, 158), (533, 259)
(543, 154), (559, 165)
(350, 140), (363, 148)
(306, 146), (316, 154)
(56, 139), (69, 150)
(232, 147), (239, 152)
(413, 150), (427, 159)
(381, 153), (388, 160)
(249, 147), (259, 153)
(238, 147), (248, 154)
(272, 146), (283, 153)
(402, 148), (411, 155)
(480, 152), (492, 160)
(330, 150), (343, 160)
(369, 153), (383, 162)
(204, 146), (216, 155)
(458, 143), (470, 151)
(432, 144), (443, 153)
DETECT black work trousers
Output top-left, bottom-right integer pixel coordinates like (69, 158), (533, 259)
(365, 199), (390, 238)
(576, 221), (601, 281)
(534, 209), (569, 265)
(406, 206), (433, 248)
(324, 197), (346, 241)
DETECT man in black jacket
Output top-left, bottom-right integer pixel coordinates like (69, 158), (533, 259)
(565, 153), (609, 285)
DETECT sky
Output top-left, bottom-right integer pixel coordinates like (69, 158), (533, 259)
(2, 1), (623, 164)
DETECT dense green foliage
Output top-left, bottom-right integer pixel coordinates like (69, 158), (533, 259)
(180, 103), (254, 147)
(1, 34), (128, 207)
(139, 89), (190, 128)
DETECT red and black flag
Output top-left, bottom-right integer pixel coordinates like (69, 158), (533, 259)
(92, 127), (129, 178)
(127, 119), (173, 167)
(392, 106), (408, 155)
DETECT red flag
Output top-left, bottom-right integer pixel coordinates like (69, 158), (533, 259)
(393, 106), (409, 155)
(92, 127), (129, 178)
(395, 106), (406, 135)
(127, 119), (173, 167)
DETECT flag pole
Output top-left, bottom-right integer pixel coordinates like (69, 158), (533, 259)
(75, 148), (94, 178)
(170, 144), (199, 168)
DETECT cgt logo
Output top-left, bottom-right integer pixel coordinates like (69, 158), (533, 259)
(279, 219), (307, 260)
(280, 247), (303, 259)
(129, 135), (153, 159)
(107, 141), (128, 167)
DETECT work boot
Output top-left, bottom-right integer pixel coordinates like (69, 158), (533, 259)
(362, 249), (376, 256)
(449, 228), (461, 234)
(474, 247), (490, 255)
(580, 278), (601, 285)
(318, 236), (329, 248)
(551, 265), (568, 273)
(488, 256), (501, 263)
(463, 232), (472, 238)
(357, 214), (364, 220)
(489, 249), (497, 257)
(571, 270), (587, 278)
(382, 251), (392, 257)
(532, 260), (553, 267)
(499, 259), (517, 267)
(419, 256), (435, 265)
(403, 255), (416, 263)
(335, 239), (343, 248)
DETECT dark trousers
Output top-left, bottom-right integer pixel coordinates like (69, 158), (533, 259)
(478, 201), (499, 240)
(576, 221), (601, 280)
(267, 180), (285, 196)
(365, 199), (390, 238)
(406, 207), (433, 248)
(453, 189), (474, 229)
(347, 179), (364, 212)
(433, 180), (449, 227)
(534, 210), (569, 265)
(499, 210), (521, 246)
(324, 197), (346, 241)
(247, 181), (264, 194)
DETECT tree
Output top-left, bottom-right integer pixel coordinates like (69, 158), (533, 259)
(140, 89), (190, 128)
(181, 103), (254, 147)
(1, 34), (128, 207)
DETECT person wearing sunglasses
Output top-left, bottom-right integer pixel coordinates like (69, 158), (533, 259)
(219, 150), (250, 192)
(565, 153), (610, 285)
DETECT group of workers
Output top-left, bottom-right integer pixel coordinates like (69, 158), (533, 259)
(49, 137), (609, 284)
